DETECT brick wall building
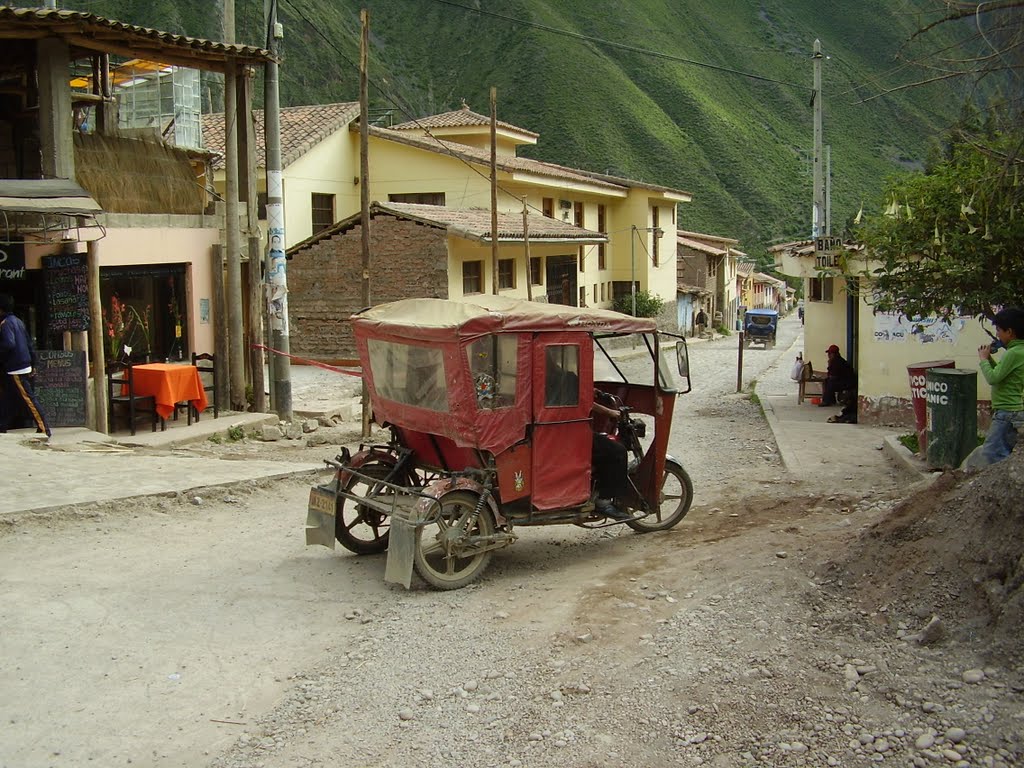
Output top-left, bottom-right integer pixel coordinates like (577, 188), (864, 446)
(288, 215), (449, 362)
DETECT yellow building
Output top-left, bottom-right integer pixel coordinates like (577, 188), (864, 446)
(773, 240), (999, 427)
(202, 104), (691, 314)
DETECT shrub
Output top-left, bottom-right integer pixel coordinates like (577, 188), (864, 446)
(612, 290), (664, 318)
(898, 433), (919, 454)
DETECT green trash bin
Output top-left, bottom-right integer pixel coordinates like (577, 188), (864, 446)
(925, 368), (978, 469)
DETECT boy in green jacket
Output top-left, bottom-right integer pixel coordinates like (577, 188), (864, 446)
(976, 307), (1024, 465)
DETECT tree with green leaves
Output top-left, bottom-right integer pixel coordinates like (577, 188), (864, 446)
(857, 118), (1023, 322)
(855, 0), (1023, 323)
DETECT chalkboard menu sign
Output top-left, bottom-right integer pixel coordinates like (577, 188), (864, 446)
(44, 253), (90, 332)
(35, 350), (87, 427)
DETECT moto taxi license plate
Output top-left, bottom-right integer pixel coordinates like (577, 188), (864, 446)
(308, 486), (337, 516)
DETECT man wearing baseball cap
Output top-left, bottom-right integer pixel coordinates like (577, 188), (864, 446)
(821, 344), (857, 422)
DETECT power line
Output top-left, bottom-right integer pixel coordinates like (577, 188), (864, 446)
(424, 0), (811, 93)
(278, 0), (566, 219)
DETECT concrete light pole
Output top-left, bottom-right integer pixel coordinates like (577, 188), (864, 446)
(812, 39), (824, 238)
(264, 0), (292, 421)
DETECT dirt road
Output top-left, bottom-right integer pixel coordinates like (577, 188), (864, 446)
(2, 318), (1018, 767)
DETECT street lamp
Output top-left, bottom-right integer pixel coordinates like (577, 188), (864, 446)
(630, 225), (663, 317)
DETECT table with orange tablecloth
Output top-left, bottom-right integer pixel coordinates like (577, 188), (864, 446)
(129, 363), (208, 420)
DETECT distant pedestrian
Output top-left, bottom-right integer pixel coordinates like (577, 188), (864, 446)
(695, 308), (708, 337)
(0, 293), (50, 437)
(969, 307), (1024, 467)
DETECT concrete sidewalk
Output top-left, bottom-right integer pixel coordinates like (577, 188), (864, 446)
(754, 332), (928, 484)
(0, 413), (323, 517)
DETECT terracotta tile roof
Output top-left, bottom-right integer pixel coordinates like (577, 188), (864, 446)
(288, 202), (606, 255)
(677, 283), (711, 295)
(366, 124), (627, 193)
(737, 262), (755, 277)
(369, 125), (691, 198)
(377, 202), (605, 241)
(201, 102), (359, 168)
(677, 235), (728, 256)
(0, 7), (272, 69)
(391, 106), (539, 138)
(677, 229), (739, 246)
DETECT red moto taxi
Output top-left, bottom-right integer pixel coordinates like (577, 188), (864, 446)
(306, 296), (693, 589)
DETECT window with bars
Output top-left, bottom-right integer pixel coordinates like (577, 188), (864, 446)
(597, 204), (606, 269)
(311, 193), (335, 234)
(530, 256), (543, 286)
(463, 261), (483, 295)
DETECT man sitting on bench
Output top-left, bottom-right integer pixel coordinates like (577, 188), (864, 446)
(821, 344), (857, 423)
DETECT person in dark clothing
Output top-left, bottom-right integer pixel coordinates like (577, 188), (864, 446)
(591, 392), (631, 520)
(0, 294), (51, 437)
(545, 349), (631, 520)
(694, 309), (708, 336)
(820, 343), (857, 423)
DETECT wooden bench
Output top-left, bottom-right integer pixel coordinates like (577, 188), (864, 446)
(798, 362), (827, 404)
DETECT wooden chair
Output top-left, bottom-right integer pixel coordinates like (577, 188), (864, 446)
(191, 352), (218, 420)
(798, 361), (827, 404)
(107, 362), (162, 435)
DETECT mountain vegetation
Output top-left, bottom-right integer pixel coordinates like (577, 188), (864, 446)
(74, 0), (981, 260)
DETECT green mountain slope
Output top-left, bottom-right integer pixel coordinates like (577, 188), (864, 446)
(77, 0), (968, 257)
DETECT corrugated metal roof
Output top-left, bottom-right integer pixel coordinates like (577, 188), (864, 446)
(0, 7), (274, 71)
(201, 103), (359, 168)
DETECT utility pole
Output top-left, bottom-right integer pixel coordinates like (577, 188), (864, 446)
(630, 225), (637, 317)
(490, 87), (498, 295)
(812, 39), (824, 238)
(825, 144), (832, 236)
(523, 197), (532, 302)
(264, 0), (292, 421)
(223, 0), (234, 43)
(224, 64), (245, 409)
(221, 0), (246, 410)
(359, 8), (371, 439)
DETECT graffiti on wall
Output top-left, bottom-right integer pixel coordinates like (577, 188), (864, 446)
(873, 312), (967, 344)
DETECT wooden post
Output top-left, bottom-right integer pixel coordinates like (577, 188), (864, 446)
(360, 9), (372, 439)
(240, 67), (266, 413)
(211, 244), (229, 412)
(490, 86), (498, 295)
(87, 241), (107, 433)
(224, 62), (245, 410)
(737, 331), (744, 392)
(523, 197), (532, 302)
